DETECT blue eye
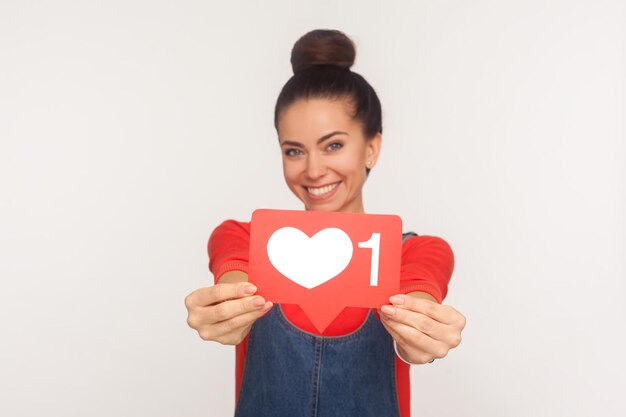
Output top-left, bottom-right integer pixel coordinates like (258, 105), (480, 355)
(327, 142), (343, 151)
(285, 148), (303, 157)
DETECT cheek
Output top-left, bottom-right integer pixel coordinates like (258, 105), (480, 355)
(282, 160), (301, 184)
(335, 152), (365, 179)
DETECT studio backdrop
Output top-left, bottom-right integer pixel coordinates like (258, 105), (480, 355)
(1, 1), (625, 416)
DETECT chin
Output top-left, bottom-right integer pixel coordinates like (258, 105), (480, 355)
(301, 200), (338, 212)
(304, 198), (355, 213)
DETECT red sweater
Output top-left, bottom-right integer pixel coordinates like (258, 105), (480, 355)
(208, 219), (454, 417)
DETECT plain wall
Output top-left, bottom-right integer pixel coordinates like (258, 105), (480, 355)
(1, 1), (624, 416)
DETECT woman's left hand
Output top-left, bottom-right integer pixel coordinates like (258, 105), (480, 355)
(378, 293), (466, 364)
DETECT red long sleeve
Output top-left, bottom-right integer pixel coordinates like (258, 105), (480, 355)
(208, 220), (251, 284)
(399, 235), (454, 303)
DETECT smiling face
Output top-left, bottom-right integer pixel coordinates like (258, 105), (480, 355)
(277, 98), (382, 213)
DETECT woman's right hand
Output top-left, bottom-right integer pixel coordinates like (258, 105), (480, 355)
(184, 280), (273, 345)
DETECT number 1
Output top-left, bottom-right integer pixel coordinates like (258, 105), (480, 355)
(358, 233), (381, 286)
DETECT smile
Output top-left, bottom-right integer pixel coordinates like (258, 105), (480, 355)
(305, 182), (340, 197)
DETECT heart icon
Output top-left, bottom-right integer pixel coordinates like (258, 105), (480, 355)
(266, 227), (353, 289)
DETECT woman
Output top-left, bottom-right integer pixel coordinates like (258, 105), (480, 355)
(185, 29), (466, 417)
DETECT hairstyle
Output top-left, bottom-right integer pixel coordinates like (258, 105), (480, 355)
(274, 29), (383, 175)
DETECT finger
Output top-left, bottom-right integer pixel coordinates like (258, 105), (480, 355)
(379, 312), (437, 363)
(203, 302), (274, 342)
(380, 305), (447, 341)
(388, 295), (455, 325)
(206, 294), (268, 324)
(379, 312), (448, 360)
(377, 309), (404, 342)
(186, 282), (257, 308)
(380, 311), (436, 348)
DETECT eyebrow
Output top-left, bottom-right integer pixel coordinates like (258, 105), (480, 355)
(280, 131), (349, 148)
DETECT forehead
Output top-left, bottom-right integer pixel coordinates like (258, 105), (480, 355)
(278, 98), (359, 141)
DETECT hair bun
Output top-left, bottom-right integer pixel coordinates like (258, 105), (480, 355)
(290, 29), (356, 74)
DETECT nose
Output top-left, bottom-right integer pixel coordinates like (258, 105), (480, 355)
(305, 153), (327, 180)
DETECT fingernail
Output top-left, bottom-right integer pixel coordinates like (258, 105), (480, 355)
(261, 302), (273, 313)
(390, 295), (405, 305)
(252, 296), (265, 307)
(243, 284), (257, 295)
(381, 305), (396, 315)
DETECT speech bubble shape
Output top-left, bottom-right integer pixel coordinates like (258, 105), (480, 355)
(249, 209), (402, 333)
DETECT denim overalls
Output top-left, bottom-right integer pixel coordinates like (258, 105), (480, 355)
(234, 232), (417, 417)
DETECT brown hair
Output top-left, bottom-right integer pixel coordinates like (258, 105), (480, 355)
(274, 29), (383, 175)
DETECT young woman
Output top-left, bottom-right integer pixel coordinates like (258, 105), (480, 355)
(185, 29), (466, 417)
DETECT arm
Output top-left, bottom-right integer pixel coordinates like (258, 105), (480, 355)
(408, 291), (436, 302)
(379, 236), (466, 364)
(218, 270), (249, 284)
(184, 220), (273, 344)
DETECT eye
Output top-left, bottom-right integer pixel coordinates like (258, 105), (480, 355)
(284, 148), (303, 157)
(327, 142), (343, 152)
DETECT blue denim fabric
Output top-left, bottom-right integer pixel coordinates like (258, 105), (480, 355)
(234, 232), (416, 417)
(234, 307), (399, 417)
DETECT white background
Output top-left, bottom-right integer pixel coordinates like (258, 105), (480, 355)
(1, 1), (625, 416)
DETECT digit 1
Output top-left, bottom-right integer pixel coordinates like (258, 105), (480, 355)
(358, 233), (381, 286)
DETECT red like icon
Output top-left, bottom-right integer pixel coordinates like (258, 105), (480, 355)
(249, 209), (402, 332)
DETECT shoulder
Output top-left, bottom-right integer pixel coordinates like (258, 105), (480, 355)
(211, 219), (251, 237)
(401, 233), (454, 264)
(208, 219), (251, 252)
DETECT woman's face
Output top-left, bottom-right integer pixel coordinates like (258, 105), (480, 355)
(277, 98), (381, 213)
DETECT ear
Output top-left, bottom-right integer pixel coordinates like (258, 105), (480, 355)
(365, 133), (382, 168)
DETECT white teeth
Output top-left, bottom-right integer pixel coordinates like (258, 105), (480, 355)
(306, 182), (339, 196)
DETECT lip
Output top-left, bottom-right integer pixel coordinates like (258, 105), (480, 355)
(303, 181), (341, 189)
(303, 181), (341, 202)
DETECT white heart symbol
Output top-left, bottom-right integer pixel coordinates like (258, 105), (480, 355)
(266, 227), (353, 289)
